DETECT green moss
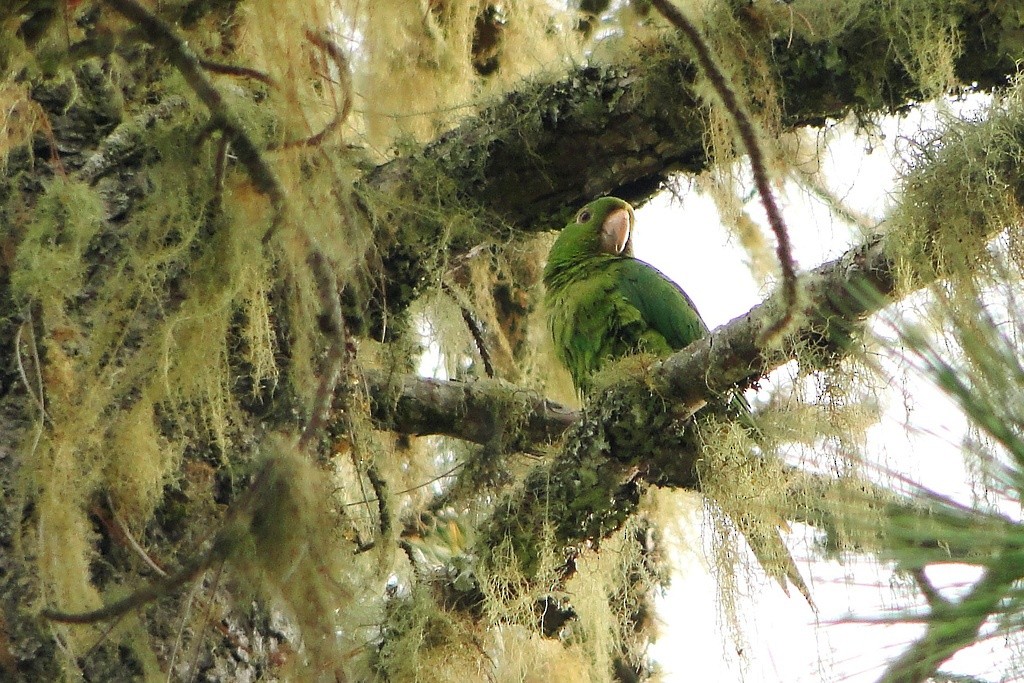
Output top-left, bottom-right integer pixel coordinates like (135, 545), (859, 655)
(885, 87), (1024, 291)
(372, 585), (482, 682)
(12, 178), (105, 316)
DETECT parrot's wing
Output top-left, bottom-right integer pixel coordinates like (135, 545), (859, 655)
(614, 259), (707, 352)
(617, 259), (757, 421)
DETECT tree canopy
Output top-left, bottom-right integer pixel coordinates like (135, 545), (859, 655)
(3, 1), (1024, 681)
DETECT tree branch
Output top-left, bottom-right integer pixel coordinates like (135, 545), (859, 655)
(361, 3), (1019, 231)
(364, 371), (577, 452)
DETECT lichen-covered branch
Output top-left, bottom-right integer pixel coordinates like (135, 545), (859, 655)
(653, 235), (894, 415)
(362, 1), (1020, 232)
(364, 371), (577, 451)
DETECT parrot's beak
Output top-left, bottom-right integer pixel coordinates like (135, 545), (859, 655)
(600, 207), (632, 255)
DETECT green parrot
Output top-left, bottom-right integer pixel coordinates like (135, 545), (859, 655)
(543, 196), (707, 395)
(543, 196), (813, 606)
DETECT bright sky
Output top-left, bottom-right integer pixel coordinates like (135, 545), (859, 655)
(637, 99), (1015, 682)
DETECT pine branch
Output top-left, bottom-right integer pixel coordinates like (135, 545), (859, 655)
(878, 563), (1024, 683)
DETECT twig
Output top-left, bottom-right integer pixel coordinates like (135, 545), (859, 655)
(198, 59), (275, 86)
(211, 134), (229, 210)
(14, 319), (46, 421)
(650, 0), (798, 342)
(271, 30), (354, 150)
(910, 567), (949, 610)
(166, 570), (205, 683)
(791, 167), (877, 232)
(41, 459), (275, 624)
(441, 282), (495, 378)
(32, 99), (67, 178)
(878, 564), (1023, 683)
(340, 462), (466, 507)
(16, 312), (47, 464)
(41, 540), (223, 623)
(366, 463), (393, 541)
(105, 494), (168, 577)
(80, 613), (128, 663)
(297, 250), (350, 452)
(100, 0), (286, 237)
(184, 561), (226, 683)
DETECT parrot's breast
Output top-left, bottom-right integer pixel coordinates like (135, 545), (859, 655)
(547, 261), (663, 393)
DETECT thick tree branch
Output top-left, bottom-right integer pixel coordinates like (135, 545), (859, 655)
(364, 371), (577, 452)
(654, 235), (892, 414)
(352, 1), (1021, 337)
(362, 2), (1019, 231)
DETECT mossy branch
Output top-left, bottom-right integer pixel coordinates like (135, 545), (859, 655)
(41, 538), (225, 624)
(361, 2), (1019, 233)
(652, 235), (893, 416)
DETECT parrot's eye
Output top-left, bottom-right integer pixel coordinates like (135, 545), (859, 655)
(576, 209), (592, 223)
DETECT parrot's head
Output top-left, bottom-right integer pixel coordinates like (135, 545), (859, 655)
(543, 197), (635, 287)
